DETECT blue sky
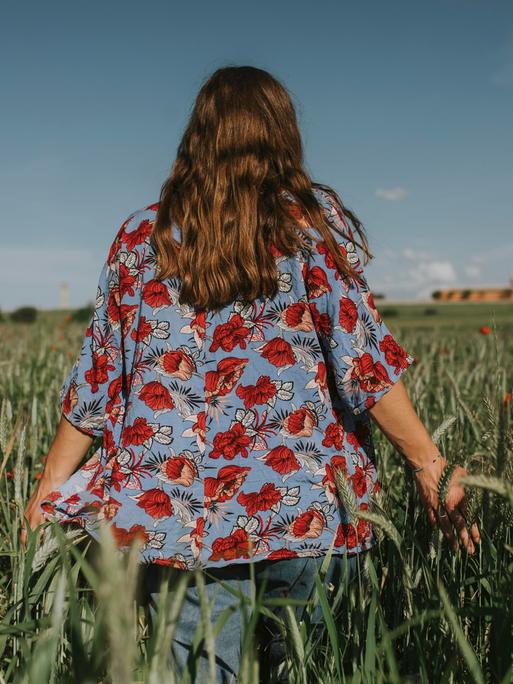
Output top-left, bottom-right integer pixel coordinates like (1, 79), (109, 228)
(1, 0), (512, 309)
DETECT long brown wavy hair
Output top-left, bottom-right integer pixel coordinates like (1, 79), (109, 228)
(152, 65), (372, 312)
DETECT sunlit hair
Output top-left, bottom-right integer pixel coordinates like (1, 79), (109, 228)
(152, 65), (372, 312)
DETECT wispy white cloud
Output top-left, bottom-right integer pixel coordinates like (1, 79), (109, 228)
(375, 186), (408, 201)
(464, 264), (481, 279)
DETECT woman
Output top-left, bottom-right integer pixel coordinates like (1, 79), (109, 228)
(23, 65), (480, 681)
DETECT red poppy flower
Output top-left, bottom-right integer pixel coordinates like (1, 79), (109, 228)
(210, 313), (251, 352)
(303, 263), (333, 299)
(209, 528), (251, 562)
(161, 456), (197, 486)
(236, 375), (277, 408)
(378, 335), (411, 375)
(237, 482), (282, 516)
(123, 219), (154, 251)
(191, 310), (207, 340)
(205, 357), (248, 400)
(210, 422), (252, 460)
(131, 316), (154, 344)
(159, 349), (195, 381)
(309, 302), (332, 337)
(142, 279), (172, 309)
(139, 381), (175, 411)
(339, 297), (358, 332)
(263, 445), (301, 475)
(122, 416), (154, 447)
(136, 488), (173, 519)
(322, 422), (344, 450)
(118, 262), (137, 298)
(85, 352), (115, 393)
(288, 508), (325, 539)
(352, 353), (391, 394)
(204, 465), (251, 506)
(192, 411), (207, 444)
(260, 337), (295, 367)
(267, 548), (299, 560)
(110, 523), (149, 548)
(350, 465), (368, 498)
(282, 406), (317, 437)
(281, 302), (314, 331)
(479, 326), (492, 335)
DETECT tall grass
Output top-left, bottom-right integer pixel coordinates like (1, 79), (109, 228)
(0, 315), (512, 682)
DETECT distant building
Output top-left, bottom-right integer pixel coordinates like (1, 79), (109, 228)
(59, 281), (70, 309)
(432, 284), (513, 302)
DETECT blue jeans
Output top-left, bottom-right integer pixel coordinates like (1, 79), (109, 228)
(144, 552), (360, 683)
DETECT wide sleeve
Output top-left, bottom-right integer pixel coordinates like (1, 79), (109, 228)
(59, 226), (126, 438)
(305, 190), (415, 416)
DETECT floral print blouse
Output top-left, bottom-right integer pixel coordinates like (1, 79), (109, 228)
(40, 187), (414, 569)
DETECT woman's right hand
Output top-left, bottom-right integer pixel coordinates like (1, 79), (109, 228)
(21, 474), (62, 548)
(413, 456), (481, 555)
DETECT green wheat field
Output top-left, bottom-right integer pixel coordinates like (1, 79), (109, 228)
(1, 302), (512, 683)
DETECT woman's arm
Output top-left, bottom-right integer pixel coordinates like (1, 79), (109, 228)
(21, 415), (93, 547)
(367, 379), (481, 555)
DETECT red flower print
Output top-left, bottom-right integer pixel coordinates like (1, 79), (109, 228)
(122, 417), (154, 447)
(263, 445), (300, 475)
(111, 523), (149, 548)
(352, 353), (391, 394)
(118, 262), (137, 298)
(322, 456), (348, 495)
(317, 241), (340, 271)
(288, 507), (325, 539)
(378, 335), (411, 375)
(237, 482), (282, 516)
(335, 522), (357, 549)
(136, 488), (173, 519)
(131, 316), (154, 344)
(192, 411), (207, 444)
(322, 422), (344, 450)
(282, 406), (317, 437)
(210, 422), (252, 460)
(161, 456), (197, 487)
(303, 263), (332, 299)
(281, 302), (314, 332)
(350, 465), (367, 498)
(84, 351), (115, 393)
(267, 548), (299, 560)
(191, 310), (206, 340)
(367, 291), (378, 312)
(191, 516), (205, 551)
(62, 382), (78, 417)
(159, 349), (195, 381)
(142, 279), (172, 309)
(123, 219), (154, 251)
(205, 357), (248, 401)
(210, 313), (251, 352)
(119, 304), (138, 337)
(309, 302), (332, 337)
(139, 381), (175, 411)
(209, 528), (252, 562)
(204, 465), (251, 507)
(236, 375), (277, 408)
(339, 297), (358, 332)
(259, 337), (295, 367)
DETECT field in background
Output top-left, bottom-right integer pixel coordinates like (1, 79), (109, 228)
(0, 303), (512, 682)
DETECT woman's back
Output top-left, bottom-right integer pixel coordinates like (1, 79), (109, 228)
(41, 186), (414, 568)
